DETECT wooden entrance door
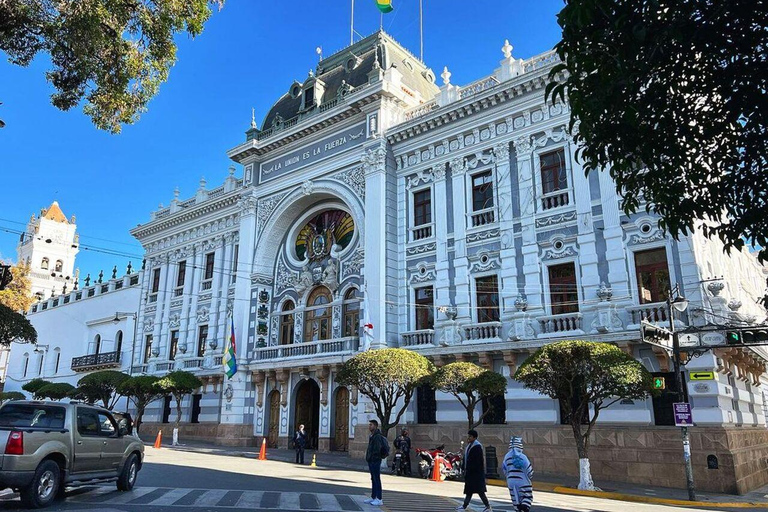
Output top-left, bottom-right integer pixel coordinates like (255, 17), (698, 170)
(333, 387), (350, 452)
(267, 391), (280, 448)
(295, 380), (320, 449)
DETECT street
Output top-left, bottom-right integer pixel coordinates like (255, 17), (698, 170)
(0, 448), (734, 512)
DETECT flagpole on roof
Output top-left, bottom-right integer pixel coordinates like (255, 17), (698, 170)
(419, 0), (424, 62)
(350, 0), (355, 46)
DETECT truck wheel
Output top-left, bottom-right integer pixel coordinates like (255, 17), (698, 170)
(117, 454), (139, 491)
(19, 460), (60, 509)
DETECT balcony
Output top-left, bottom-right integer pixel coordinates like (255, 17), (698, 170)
(131, 364), (148, 374)
(469, 207), (496, 228)
(401, 329), (435, 347)
(201, 280), (213, 291)
(626, 301), (676, 328)
(154, 362), (174, 372)
(410, 223), (433, 242)
(541, 190), (570, 211)
(463, 322), (502, 343)
(538, 312), (583, 336)
(253, 337), (359, 362)
(173, 287), (184, 297)
(71, 351), (121, 372)
(183, 357), (204, 369)
(148, 293), (158, 303)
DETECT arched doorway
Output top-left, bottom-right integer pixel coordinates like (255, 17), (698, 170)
(333, 387), (350, 452)
(294, 379), (320, 449)
(267, 390), (280, 448)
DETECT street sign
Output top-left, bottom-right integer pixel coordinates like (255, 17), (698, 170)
(674, 402), (693, 427)
(689, 371), (715, 381)
(702, 332), (726, 346)
(678, 333), (700, 347)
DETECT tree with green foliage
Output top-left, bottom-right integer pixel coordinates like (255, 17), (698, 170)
(36, 382), (75, 401)
(71, 370), (130, 409)
(0, 261), (33, 312)
(337, 348), (433, 436)
(22, 378), (51, 399)
(117, 375), (163, 435)
(431, 362), (507, 431)
(515, 340), (652, 490)
(548, 0), (768, 295)
(0, 304), (36, 346)
(0, 0), (224, 133)
(156, 371), (202, 445)
(0, 391), (26, 403)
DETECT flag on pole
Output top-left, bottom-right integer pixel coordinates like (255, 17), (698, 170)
(223, 317), (237, 379)
(374, 0), (393, 13)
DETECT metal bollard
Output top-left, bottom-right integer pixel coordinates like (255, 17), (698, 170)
(485, 445), (500, 479)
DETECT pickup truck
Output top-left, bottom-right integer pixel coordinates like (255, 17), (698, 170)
(0, 400), (144, 508)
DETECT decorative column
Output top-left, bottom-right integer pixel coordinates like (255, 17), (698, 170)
(317, 366), (332, 452)
(158, 257), (177, 360)
(277, 370), (291, 447)
(432, 163), (451, 329)
(513, 136), (542, 313)
(235, 195), (258, 357)
(177, 244), (195, 359)
(494, 141), (519, 338)
(597, 165), (631, 302)
(216, 236), (235, 345)
(206, 236), (226, 364)
(449, 156), (471, 323)
(186, 243), (205, 358)
(252, 372), (266, 437)
(362, 144), (389, 349)
(150, 255), (168, 368)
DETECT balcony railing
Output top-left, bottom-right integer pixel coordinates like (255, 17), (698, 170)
(148, 293), (158, 303)
(401, 329), (435, 347)
(173, 287), (184, 297)
(410, 223), (434, 242)
(627, 302), (669, 325)
(254, 337), (359, 361)
(463, 322), (502, 342)
(539, 313), (583, 334)
(213, 355), (223, 366)
(541, 190), (570, 211)
(131, 364), (148, 374)
(470, 207), (496, 228)
(155, 362), (174, 372)
(71, 351), (121, 372)
(201, 280), (213, 291)
(183, 357), (204, 369)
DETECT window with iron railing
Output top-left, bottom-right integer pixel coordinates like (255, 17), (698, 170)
(415, 286), (434, 330)
(343, 288), (360, 337)
(169, 330), (179, 361)
(548, 263), (579, 315)
(197, 325), (208, 358)
(204, 252), (215, 281)
(476, 275), (500, 323)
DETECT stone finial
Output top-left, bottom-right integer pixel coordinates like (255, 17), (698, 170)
(250, 107), (257, 129)
(62, 283), (68, 294)
(70, 215), (76, 223)
(84, 273), (91, 286)
(441, 66), (452, 86)
(228, 165), (236, 177)
(199, 176), (207, 190)
(173, 187), (180, 200)
(112, 266), (118, 279)
(502, 39), (513, 59)
(126, 261), (133, 275)
(98, 270), (104, 283)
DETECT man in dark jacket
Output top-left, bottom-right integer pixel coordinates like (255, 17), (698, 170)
(457, 429), (491, 512)
(364, 419), (388, 507)
(394, 428), (412, 475)
(293, 424), (307, 464)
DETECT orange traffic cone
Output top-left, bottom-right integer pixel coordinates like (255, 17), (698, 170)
(431, 455), (442, 482)
(258, 438), (267, 460)
(153, 430), (162, 449)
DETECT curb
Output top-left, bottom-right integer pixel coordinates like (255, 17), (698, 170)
(487, 479), (768, 508)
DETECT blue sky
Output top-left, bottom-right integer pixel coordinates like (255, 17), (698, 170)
(0, 0), (563, 279)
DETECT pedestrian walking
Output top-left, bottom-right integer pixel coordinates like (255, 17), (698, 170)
(364, 419), (389, 507)
(457, 429), (491, 512)
(502, 436), (534, 512)
(293, 424), (307, 464)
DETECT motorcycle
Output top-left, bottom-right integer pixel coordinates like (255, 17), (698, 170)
(415, 444), (445, 479)
(416, 443), (464, 481)
(391, 448), (407, 476)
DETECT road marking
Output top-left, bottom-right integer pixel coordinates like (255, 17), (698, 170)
(234, 490), (264, 508)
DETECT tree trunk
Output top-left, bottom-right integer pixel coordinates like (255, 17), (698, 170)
(466, 403), (475, 432)
(135, 406), (144, 435)
(571, 422), (597, 491)
(173, 395), (182, 446)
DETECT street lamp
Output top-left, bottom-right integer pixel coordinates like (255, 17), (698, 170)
(667, 285), (696, 501)
(33, 344), (49, 355)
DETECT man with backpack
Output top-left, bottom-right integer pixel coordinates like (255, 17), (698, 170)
(364, 419), (389, 507)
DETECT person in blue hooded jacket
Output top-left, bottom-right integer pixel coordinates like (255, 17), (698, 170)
(502, 436), (534, 512)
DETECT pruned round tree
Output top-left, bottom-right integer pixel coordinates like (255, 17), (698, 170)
(37, 382), (75, 401)
(431, 362), (507, 431)
(0, 391), (26, 403)
(337, 348), (433, 436)
(156, 371), (202, 445)
(515, 340), (652, 491)
(117, 375), (163, 435)
(548, 0), (768, 293)
(0, 304), (36, 346)
(22, 378), (51, 399)
(72, 370), (130, 409)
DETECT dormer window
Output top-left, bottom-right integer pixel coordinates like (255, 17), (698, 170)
(303, 86), (315, 109)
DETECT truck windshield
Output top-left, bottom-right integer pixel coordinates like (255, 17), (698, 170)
(0, 404), (66, 429)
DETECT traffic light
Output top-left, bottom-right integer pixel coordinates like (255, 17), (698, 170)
(726, 330), (741, 345)
(652, 377), (666, 390)
(742, 329), (768, 344)
(641, 321), (672, 345)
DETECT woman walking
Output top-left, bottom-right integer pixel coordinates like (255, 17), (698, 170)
(502, 436), (534, 512)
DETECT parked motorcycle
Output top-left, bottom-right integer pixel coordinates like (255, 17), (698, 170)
(391, 447), (407, 476)
(415, 444), (445, 479)
(415, 443), (464, 480)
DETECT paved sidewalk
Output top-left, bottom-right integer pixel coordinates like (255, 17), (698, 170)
(145, 437), (768, 508)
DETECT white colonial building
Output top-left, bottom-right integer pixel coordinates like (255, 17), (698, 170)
(9, 32), (768, 493)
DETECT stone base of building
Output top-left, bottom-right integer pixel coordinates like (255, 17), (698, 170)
(350, 423), (768, 495)
(141, 422), (256, 447)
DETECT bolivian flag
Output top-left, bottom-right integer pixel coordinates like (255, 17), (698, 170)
(223, 317), (237, 379)
(375, 0), (393, 13)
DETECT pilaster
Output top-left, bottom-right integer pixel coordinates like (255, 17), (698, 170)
(449, 156), (471, 322)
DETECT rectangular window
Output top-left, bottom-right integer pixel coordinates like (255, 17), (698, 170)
(549, 263), (579, 315)
(191, 394), (202, 424)
(415, 286), (434, 330)
(540, 149), (568, 194)
(197, 325), (208, 358)
(304, 87), (315, 108)
(143, 335), (153, 364)
(0, 404), (65, 429)
(472, 171), (494, 211)
(231, 244), (239, 283)
(169, 330), (179, 361)
(634, 248), (671, 304)
(204, 253), (215, 280)
(176, 261), (186, 288)
(151, 268), (161, 294)
(413, 189), (432, 227)
(476, 276), (500, 323)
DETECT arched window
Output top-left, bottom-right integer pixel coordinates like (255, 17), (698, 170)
(53, 348), (61, 374)
(41, 258), (49, 270)
(94, 334), (101, 355)
(304, 287), (332, 342)
(37, 352), (44, 375)
(54, 260), (63, 272)
(115, 330), (123, 354)
(342, 288), (360, 337)
(280, 301), (295, 345)
(22, 353), (29, 378)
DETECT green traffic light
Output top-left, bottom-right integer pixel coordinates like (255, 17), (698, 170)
(653, 377), (666, 390)
(727, 331), (741, 344)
